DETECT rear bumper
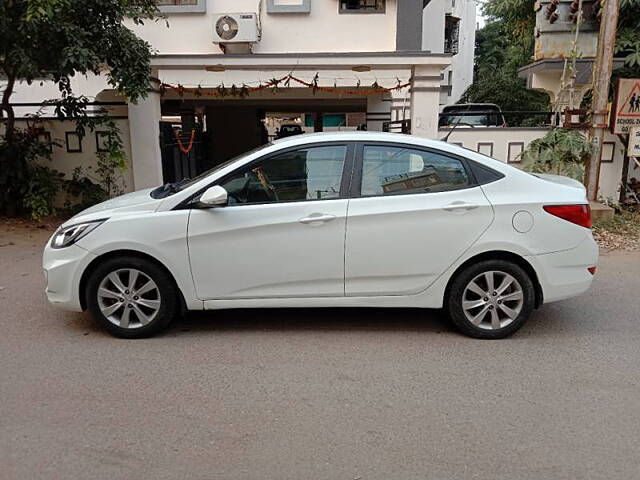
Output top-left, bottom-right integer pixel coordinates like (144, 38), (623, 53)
(531, 235), (599, 304)
(42, 241), (96, 312)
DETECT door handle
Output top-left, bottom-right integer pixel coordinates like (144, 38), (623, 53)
(443, 202), (479, 212)
(298, 213), (337, 225)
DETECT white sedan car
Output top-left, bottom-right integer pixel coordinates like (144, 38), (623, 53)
(43, 132), (598, 339)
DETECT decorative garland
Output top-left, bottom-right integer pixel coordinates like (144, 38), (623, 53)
(175, 128), (196, 154)
(161, 74), (411, 99)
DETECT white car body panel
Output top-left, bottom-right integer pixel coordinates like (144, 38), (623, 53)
(42, 132), (598, 317)
(188, 199), (348, 299)
(345, 186), (493, 296)
(73, 210), (201, 310)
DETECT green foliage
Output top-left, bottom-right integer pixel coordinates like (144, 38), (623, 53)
(520, 129), (593, 180)
(0, 126), (58, 218)
(24, 165), (65, 220)
(0, 0), (159, 103)
(466, 0), (640, 113)
(460, 3), (549, 115)
(617, 0), (640, 69)
(0, 0), (160, 217)
(0, 116), (128, 219)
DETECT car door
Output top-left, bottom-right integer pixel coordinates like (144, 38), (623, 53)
(345, 143), (494, 296)
(188, 143), (353, 300)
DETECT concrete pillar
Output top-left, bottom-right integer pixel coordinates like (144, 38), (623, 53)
(410, 66), (442, 139)
(366, 94), (391, 131)
(313, 112), (323, 133)
(128, 78), (163, 190)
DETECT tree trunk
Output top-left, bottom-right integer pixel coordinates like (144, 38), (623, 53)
(1, 74), (16, 146)
(1, 73), (21, 216)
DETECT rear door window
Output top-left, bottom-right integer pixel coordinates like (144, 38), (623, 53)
(360, 145), (471, 197)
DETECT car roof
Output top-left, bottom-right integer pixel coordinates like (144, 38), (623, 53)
(270, 131), (518, 175)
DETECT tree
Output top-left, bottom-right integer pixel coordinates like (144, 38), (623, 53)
(460, 21), (550, 115)
(0, 0), (160, 215)
(465, 0), (640, 113)
(615, 0), (640, 70)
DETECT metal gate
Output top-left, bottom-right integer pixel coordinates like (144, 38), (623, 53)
(160, 122), (206, 183)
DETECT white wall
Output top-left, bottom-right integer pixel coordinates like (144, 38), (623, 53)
(441, 127), (626, 202)
(447, 0), (476, 103)
(1, 73), (114, 112)
(422, 0), (446, 53)
(126, 0), (399, 55)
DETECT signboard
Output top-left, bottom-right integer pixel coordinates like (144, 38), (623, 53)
(611, 78), (640, 134)
(629, 126), (640, 158)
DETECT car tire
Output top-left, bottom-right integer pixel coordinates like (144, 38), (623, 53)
(86, 256), (178, 339)
(446, 259), (535, 339)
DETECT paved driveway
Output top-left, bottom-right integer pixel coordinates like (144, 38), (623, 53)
(1, 223), (639, 479)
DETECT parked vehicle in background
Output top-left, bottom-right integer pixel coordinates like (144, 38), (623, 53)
(275, 124), (304, 139)
(439, 103), (507, 128)
(43, 132), (597, 340)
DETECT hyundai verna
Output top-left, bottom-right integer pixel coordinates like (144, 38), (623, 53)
(43, 132), (598, 339)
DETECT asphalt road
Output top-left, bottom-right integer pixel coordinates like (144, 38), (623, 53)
(1, 223), (640, 480)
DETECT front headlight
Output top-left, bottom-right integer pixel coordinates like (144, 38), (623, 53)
(50, 219), (107, 249)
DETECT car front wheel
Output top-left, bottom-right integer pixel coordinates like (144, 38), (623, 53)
(446, 260), (535, 339)
(86, 256), (178, 338)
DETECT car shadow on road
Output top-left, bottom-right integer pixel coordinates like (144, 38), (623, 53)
(66, 304), (569, 339)
(168, 308), (455, 335)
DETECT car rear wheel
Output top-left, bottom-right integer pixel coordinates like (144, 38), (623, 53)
(86, 256), (178, 338)
(446, 260), (535, 339)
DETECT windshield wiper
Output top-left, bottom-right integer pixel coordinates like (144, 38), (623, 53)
(151, 178), (191, 199)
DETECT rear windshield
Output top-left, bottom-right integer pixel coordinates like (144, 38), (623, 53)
(439, 108), (504, 127)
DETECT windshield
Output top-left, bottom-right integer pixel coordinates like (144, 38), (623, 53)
(151, 143), (273, 198)
(439, 110), (503, 127)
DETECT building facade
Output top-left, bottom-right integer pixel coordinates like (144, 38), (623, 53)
(4, 0), (476, 191)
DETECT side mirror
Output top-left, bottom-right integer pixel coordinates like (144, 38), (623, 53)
(199, 185), (228, 207)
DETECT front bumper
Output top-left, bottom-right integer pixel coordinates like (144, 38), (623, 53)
(42, 241), (96, 312)
(531, 235), (599, 304)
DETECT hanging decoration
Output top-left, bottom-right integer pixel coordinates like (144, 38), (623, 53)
(161, 73), (411, 99)
(175, 129), (196, 154)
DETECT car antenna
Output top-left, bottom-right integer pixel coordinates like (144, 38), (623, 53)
(441, 104), (472, 143)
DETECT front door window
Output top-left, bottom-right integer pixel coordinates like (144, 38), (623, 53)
(220, 145), (348, 205)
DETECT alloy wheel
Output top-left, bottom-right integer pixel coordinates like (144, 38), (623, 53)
(461, 270), (524, 330)
(97, 268), (161, 329)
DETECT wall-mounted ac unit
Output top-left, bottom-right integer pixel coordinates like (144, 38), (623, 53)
(212, 13), (258, 44)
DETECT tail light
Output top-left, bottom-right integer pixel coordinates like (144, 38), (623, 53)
(543, 204), (592, 229)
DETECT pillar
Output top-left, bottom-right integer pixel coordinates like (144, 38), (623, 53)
(410, 66), (442, 139)
(128, 78), (163, 190)
(313, 112), (323, 133)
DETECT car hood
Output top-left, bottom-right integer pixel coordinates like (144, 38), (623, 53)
(63, 188), (161, 226)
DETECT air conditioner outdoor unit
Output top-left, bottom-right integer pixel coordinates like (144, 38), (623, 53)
(212, 13), (259, 44)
